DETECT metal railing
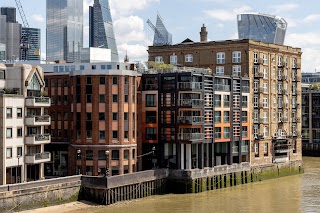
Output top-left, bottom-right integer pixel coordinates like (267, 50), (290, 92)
(214, 84), (231, 91)
(35, 134), (50, 141)
(178, 82), (203, 90)
(179, 99), (204, 107)
(177, 116), (203, 124)
(34, 97), (50, 103)
(178, 133), (204, 141)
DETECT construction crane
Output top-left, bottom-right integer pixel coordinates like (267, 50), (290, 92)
(14, 0), (39, 60)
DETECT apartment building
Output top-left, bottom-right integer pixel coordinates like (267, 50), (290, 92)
(0, 63), (51, 185)
(139, 67), (250, 170)
(148, 38), (302, 166)
(44, 62), (138, 176)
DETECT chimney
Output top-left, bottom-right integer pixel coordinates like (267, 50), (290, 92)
(200, 24), (208, 42)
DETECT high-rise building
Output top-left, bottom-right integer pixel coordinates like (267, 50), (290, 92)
(1, 7), (16, 23)
(147, 14), (172, 46)
(0, 43), (5, 60)
(89, 0), (119, 62)
(237, 13), (287, 45)
(21, 28), (41, 61)
(0, 63), (51, 185)
(46, 0), (83, 63)
(147, 30), (302, 167)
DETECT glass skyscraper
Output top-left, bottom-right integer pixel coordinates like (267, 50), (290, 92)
(237, 13), (287, 45)
(89, 0), (118, 62)
(21, 28), (41, 61)
(46, 0), (83, 62)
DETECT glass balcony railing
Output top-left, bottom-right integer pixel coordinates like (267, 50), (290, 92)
(178, 133), (204, 141)
(178, 116), (203, 124)
(179, 99), (204, 107)
(178, 82), (203, 90)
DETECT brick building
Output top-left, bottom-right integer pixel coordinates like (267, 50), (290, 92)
(147, 35), (302, 166)
(44, 62), (138, 176)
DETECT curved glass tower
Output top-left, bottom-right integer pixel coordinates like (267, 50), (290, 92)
(237, 13), (287, 45)
(89, 0), (119, 62)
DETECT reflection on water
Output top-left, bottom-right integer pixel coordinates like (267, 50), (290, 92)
(72, 157), (320, 213)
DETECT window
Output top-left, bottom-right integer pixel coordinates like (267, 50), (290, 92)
(64, 112), (68, 120)
(263, 126), (269, 137)
(124, 112), (128, 121)
(17, 127), (23, 137)
(80, 65), (85, 70)
(124, 150), (129, 160)
(242, 111), (247, 122)
(112, 150), (119, 160)
(214, 111), (221, 123)
(86, 113), (92, 121)
(146, 94), (156, 107)
(113, 131), (118, 139)
(124, 131), (128, 139)
(124, 95), (128, 102)
(112, 94), (118, 103)
(254, 96), (258, 107)
(6, 128), (12, 138)
(224, 111), (230, 122)
(217, 52), (225, 64)
(232, 65), (241, 76)
(86, 94), (92, 103)
(99, 113), (105, 120)
(92, 65), (96, 70)
(216, 66), (224, 75)
(242, 96), (248, 108)
(17, 147), (22, 156)
(170, 55), (177, 64)
(224, 95), (230, 107)
(263, 97), (268, 108)
(264, 143), (268, 156)
(100, 76), (106, 84)
(214, 95), (221, 107)
(254, 52), (258, 63)
(215, 127), (221, 139)
(57, 112), (61, 120)
(146, 111), (156, 123)
(232, 51), (241, 63)
(112, 77), (118, 84)
(263, 68), (268, 79)
(242, 126), (248, 137)
(17, 108), (22, 118)
(86, 77), (92, 85)
(155, 56), (163, 62)
(263, 54), (268, 65)
(99, 94), (105, 103)
(224, 127), (230, 139)
(6, 148), (12, 158)
(6, 108), (12, 118)
(185, 54), (193, 62)
(99, 131), (106, 140)
(86, 150), (93, 160)
(254, 143), (259, 157)
(87, 130), (92, 139)
(112, 113), (118, 121)
(146, 128), (156, 140)
(98, 150), (106, 160)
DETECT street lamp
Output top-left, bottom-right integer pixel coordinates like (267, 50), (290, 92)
(152, 146), (156, 169)
(105, 150), (110, 177)
(17, 154), (21, 183)
(77, 149), (81, 175)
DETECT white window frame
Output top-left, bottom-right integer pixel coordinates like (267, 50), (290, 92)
(254, 110), (258, 123)
(216, 66), (224, 75)
(254, 81), (258, 93)
(232, 65), (241, 76)
(263, 97), (268, 108)
(170, 55), (177, 64)
(278, 56), (283, 66)
(6, 148), (12, 158)
(263, 126), (268, 137)
(263, 54), (268, 65)
(185, 54), (193, 62)
(155, 56), (163, 62)
(264, 143), (268, 153)
(254, 143), (259, 153)
(263, 68), (268, 79)
(263, 82), (268, 93)
(217, 52), (225, 64)
(254, 52), (258, 63)
(254, 96), (258, 107)
(6, 128), (12, 138)
(232, 51), (241, 63)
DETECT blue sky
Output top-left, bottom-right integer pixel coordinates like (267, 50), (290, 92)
(1, 0), (320, 71)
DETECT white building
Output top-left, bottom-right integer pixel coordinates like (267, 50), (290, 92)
(0, 63), (51, 185)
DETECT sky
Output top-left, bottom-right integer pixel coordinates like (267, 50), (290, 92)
(1, 0), (320, 72)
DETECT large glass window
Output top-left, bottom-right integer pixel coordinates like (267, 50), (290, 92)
(232, 51), (241, 63)
(170, 55), (177, 64)
(224, 127), (230, 138)
(146, 128), (156, 140)
(185, 54), (193, 62)
(146, 94), (156, 107)
(217, 52), (225, 64)
(215, 127), (221, 139)
(216, 66), (224, 75)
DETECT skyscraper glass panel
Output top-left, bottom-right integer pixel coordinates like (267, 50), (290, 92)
(46, 0), (83, 62)
(89, 0), (118, 62)
(237, 13), (287, 45)
(21, 28), (41, 61)
(152, 14), (172, 46)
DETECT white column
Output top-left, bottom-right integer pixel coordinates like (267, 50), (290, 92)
(181, 144), (185, 169)
(186, 144), (191, 169)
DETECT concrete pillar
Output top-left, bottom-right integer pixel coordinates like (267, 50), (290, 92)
(40, 163), (44, 179)
(21, 164), (25, 182)
(181, 144), (185, 169)
(186, 144), (191, 169)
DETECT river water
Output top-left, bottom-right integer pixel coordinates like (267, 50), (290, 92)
(73, 157), (320, 213)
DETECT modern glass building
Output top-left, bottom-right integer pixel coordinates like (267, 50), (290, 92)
(148, 14), (172, 46)
(89, 0), (119, 62)
(237, 13), (287, 45)
(21, 28), (40, 61)
(1, 7), (16, 23)
(46, 0), (83, 63)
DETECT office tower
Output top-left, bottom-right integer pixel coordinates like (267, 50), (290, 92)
(147, 14), (172, 46)
(46, 0), (83, 63)
(21, 28), (41, 61)
(89, 0), (119, 62)
(147, 28), (302, 168)
(1, 7), (16, 23)
(0, 63), (51, 185)
(0, 43), (5, 60)
(237, 13), (287, 45)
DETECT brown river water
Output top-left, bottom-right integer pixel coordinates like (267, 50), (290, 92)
(72, 157), (320, 213)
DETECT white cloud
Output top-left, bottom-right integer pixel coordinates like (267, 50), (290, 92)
(114, 16), (147, 43)
(118, 43), (148, 63)
(285, 32), (320, 46)
(204, 6), (252, 21)
(31, 14), (44, 23)
(269, 3), (299, 13)
(303, 14), (320, 23)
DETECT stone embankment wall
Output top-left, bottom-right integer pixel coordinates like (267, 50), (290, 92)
(0, 175), (81, 212)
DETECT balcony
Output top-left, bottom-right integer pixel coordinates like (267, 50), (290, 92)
(25, 152), (51, 164)
(178, 133), (204, 142)
(25, 97), (51, 107)
(178, 116), (203, 124)
(25, 115), (51, 126)
(179, 99), (204, 108)
(178, 82), (203, 90)
(214, 84), (231, 92)
(25, 134), (51, 145)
